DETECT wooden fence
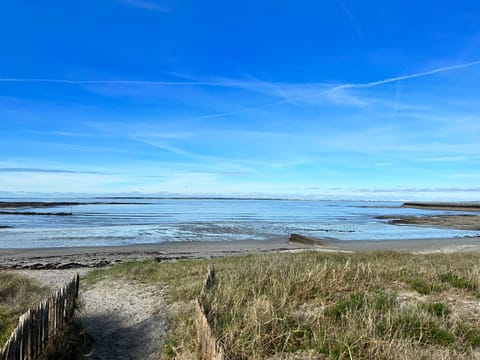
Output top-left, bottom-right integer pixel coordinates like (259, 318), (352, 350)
(196, 266), (225, 360)
(0, 274), (80, 360)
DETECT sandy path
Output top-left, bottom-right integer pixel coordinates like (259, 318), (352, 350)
(16, 269), (90, 290)
(82, 279), (167, 360)
(15, 270), (168, 360)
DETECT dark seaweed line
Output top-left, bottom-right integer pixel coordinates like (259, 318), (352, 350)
(0, 211), (72, 216)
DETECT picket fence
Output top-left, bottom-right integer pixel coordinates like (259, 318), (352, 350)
(0, 274), (80, 360)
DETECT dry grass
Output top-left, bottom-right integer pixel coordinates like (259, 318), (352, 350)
(0, 271), (48, 345)
(0, 271), (91, 358)
(85, 251), (480, 359)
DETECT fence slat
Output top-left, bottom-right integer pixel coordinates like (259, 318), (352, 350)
(0, 275), (80, 360)
(196, 266), (225, 360)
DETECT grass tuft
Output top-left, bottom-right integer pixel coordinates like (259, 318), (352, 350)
(0, 271), (48, 345)
(438, 272), (477, 291)
(456, 323), (480, 348)
(420, 302), (451, 318)
(409, 277), (441, 295)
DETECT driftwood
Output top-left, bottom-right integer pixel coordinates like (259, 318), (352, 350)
(289, 233), (330, 247)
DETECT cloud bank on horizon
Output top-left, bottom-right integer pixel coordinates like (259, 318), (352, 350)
(1, 0), (480, 200)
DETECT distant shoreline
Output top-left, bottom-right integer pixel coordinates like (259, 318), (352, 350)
(401, 202), (480, 211)
(0, 201), (149, 209)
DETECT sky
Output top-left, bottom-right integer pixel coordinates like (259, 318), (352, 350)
(1, 1), (480, 200)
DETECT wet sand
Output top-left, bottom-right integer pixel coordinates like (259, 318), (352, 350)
(377, 214), (480, 230)
(373, 201), (480, 231)
(0, 238), (306, 269)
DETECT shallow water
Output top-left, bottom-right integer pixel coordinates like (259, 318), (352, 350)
(0, 198), (479, 248)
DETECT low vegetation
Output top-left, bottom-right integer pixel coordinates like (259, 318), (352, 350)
(0, 271), (48, 345)
(39, 318), (93, 360)
(0, 272), (90, 359)
(85, 251), (480, 359)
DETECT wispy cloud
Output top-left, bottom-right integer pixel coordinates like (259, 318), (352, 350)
(0, 167), (103, 175)
(338, 187), (480, 193)
(389, 81), (402, 123)
(199, 59), (480, 120)
(132, 138), (195, 157)
(3, 60), (479, 89)
(0, 78), (255, 86)
(335, 0), (364, 39)
(451, 173), (480, 179)
(418, 155), (472, 162)
(3, 60), (480, 125)
(318, 129), (480, 156)
(116, 0), (171, 12)
(27, 130), (96, 138)
(129, 131), (194, 139)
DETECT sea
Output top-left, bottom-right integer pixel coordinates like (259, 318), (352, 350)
(0, 198), (479, 249)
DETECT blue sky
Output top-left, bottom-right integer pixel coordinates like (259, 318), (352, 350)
(1, 1), (480, 199)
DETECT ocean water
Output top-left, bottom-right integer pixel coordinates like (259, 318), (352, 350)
(0, 198), (479, 248)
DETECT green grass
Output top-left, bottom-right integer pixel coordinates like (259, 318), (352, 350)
(438, 271), (477, 291)
(420, 302), (451, 318)
(0, 271), (48, 346)
(456, 323), (480, 348)
(409, 277), (442, 295)
(84, 251), (480, 359)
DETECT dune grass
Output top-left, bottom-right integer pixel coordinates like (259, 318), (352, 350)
(0, 271), (48, 346)
(84, 251), (480, 359)
(0, 271), (91, 358)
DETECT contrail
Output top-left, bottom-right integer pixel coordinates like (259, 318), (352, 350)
(190, 59), (480, 121)
(331, 59), (480, 91)
(335, 0), (364, 39)
(1, 60), (479, 90)
(1, 60), (480, 125)
(0, 78), (253, 86)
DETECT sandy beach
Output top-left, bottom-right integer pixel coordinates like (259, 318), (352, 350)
(2, 235), (480, 270)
